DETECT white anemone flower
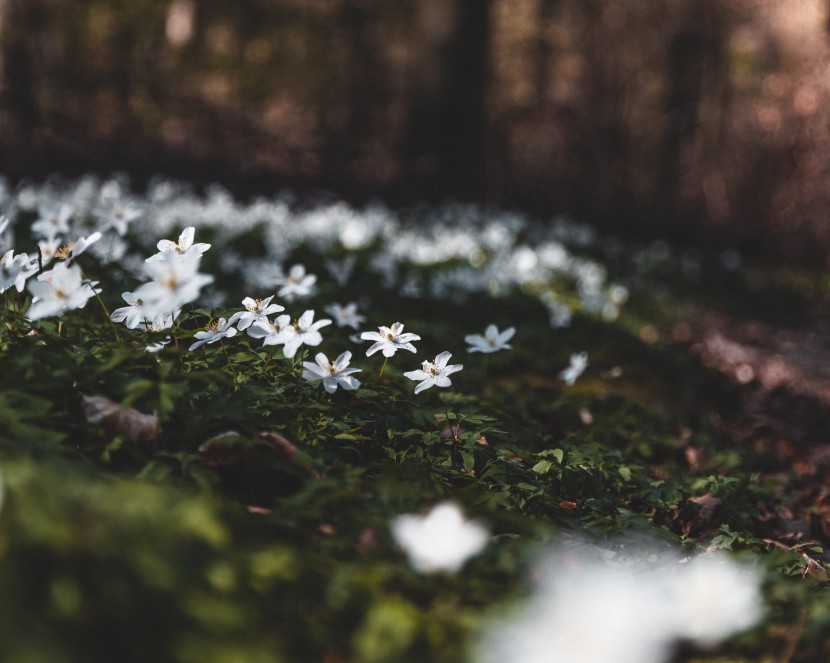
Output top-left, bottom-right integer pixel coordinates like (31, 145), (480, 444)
(476, 546), (763, 663)
(361, 322), (420, 358)
(391, 502), (489, 574)
(281, 310), (332, 358)
(247, 313), (292, 346)
(0, 249), (32, 293)
(403, 351), (463, 394)
(478, 552), (675, 663)
(145, 226), (211, 263)
(110, 291), (147, 329)
(465, 324), (515, 353)
(188, 318), (237, 351)
(145, 338), (171, 353)
(559, 351), (588, 385)
(26, 262), (100, 320)
(324, 301), (366, 329)
(137, 311), (178, 332)
(31, 203), (73, 239)
(302, 351), (362, 394)
(668, 554), (763, 646)
(92, 190), (143, 236)
(63, 231), (102, 267)
(134, 251), (213, 318)
(275, 263), (316, 302)
(227, 295), (284, 330)
(37, 235), (62, 267)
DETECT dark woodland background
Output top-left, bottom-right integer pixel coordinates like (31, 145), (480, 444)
(2, 0), (830, 263)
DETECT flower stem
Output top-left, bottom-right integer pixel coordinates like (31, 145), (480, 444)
(81, 268), (122, 346)
(221, 339), (240, 384)
(379, 356), (388, 377)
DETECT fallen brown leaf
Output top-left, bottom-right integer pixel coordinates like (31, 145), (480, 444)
(82, 395), (160, 443)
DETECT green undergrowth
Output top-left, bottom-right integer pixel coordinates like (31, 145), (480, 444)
(1, 228), (829, 662)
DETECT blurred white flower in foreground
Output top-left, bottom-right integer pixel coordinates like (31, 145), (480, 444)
(134, 251), (213, 318)
(26, 262), (100, 320)
(669, 554), (763, 646)
(476, 547), (763, 663)
(559, 351), (588, 385)
(302, 351), (362, 394)
(391, 502), (489, 573)
(465, 324), (515, 353)
(403, 351), (463, 394)
(0, 249), (32, 293)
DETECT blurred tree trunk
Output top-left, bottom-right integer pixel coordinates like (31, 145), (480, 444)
(1, 0), (43, 138)
(661, 0), (726, 234)
(535, 0), (558, 104)
(321, 0), (392, 188)
(401, 0), (490, 202)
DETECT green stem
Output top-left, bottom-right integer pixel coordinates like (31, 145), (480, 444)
(80, 267), (122, 346)
(221, 339), (240, 384)
(379, 356), (388, 377)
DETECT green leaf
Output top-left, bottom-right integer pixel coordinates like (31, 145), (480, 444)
(531, 460), (553, 475)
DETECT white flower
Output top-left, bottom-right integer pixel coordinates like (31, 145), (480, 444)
(247, 314), (292, 346)
(26, 262), (100, 320)
(63, 231), (102, 267)
(477, 551), (675, 663)
(361, 322), (420, 358)
(391, 502), (489, 574)
(37, 236), (61, 267)
(324, 301), (366, 329)
(110, 291), (147, 329)
(145, 226), (211, 263)
(275, 263), (316, 302)
(227, 295), (284, 330)
(134, 251), (213, 318)
(281, 310), (331, 358)
(668, 554), (763, 646)
(135, 312), (177, 352)
(188, 317), (238, 351)
(476, 546), (764, 663)
(0, 249), (33, 293)
(144, 337), (171, 353)
(302, 351), (362, 394)
(465, 324), (515, 353)
(559, 351), (588, 385)
(31, 203), (72, 239)
(93, 189), (143, 236)
(87, 231), (128, 265)
(403, 351), (463, 394)
(137, 311), (178, 332)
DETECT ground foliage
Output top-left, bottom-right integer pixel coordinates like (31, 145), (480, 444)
(0, 178), (829, 662)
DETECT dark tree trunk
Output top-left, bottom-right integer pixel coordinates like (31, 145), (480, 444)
(1, 0), (43, 138)
(661, 0), (726, 236)
(401, 0), (491, 202)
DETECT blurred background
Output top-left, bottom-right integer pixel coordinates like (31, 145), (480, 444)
(1, 0), (830, 263)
